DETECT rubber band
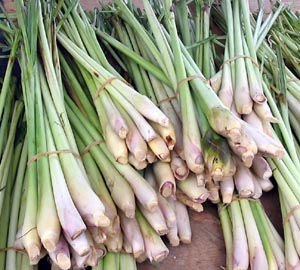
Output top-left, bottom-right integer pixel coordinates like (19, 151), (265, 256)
(284, 204), (300, 225)
(27, 149), (81, 165)
(80, 140), (104, 157)
(220, 55), (259, 69)
(93, 77), (119, 102)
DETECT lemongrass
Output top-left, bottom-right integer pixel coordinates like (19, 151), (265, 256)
(210, 70), (223, 93)
(104, 231), (123, 252)
(170, 151), (189, 180)
(147, 136), (171, 162)
(118, 210), (145, 259)
(138, 203), (168, 236)
(251, 155), (272, 180)
(252, 177), (263, 199)
(230, 200), (249, 270)
(48, 235), (71, 270)
(166, 221), (180, 247)
(119, 253), (137, 270)
(135, 209), (169, 263)
(174, 200), (192, 244)
(256, 177), (274, 192)
(150, 121), (176, 151)
(218, 203), (233, 270)
(153, 161), (176, 197)
(128, 153), (148, 170)
(243, 110), (264, 132)
(220, 177), (235, 204)
(64, 231), (90, 257)
(176, 173), (210, 203)
(175, 190), (204, 213)
(206, 180), (220, 204)
(234, 157), (255, 197)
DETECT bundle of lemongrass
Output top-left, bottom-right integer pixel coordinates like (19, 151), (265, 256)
(0, 0), (297, 270)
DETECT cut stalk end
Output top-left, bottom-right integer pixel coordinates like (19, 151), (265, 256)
(56, 253), (71, 270)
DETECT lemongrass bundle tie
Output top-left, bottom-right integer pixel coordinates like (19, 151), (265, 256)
(93, 77), (119, 102)
(158, 75), (208, 105)
(0, 247), (27, 254)
(218, 196), (257, 212)
(27, 149), (81, 165)
(284, 204), (300, 225)
(80, 140), (104, 156)
(220, 55), (259, 69)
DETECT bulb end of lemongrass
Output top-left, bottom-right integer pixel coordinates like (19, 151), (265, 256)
(242, 152), (255, 168)
(42, 234), (59, 253)
(94, 214), (111, 228)
(56, 253), (71, 270)
(118, 128), (128, 139)
(151, 251), (169, 263)
(134, 150), (147, 162)
(160, 182), (176, 198)
(124, 207), (136, 219)
(222, 193), (233, 204)
(252, 93), (266, 104)
(27, 244), (41, 264)
(239, 190), (253, 198)
(174, 167), (189, 180)
(228, 129), (242, 143)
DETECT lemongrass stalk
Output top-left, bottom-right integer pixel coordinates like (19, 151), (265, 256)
(6, 140), (27, 270)
(284, 201), (300, 257)
(135, 209), (169, 263)
(176, 173), (210, 203)
(141, 0), (177, 88)
(94, 242), (106, 259)
(210, 70), (222, 93)
(114, 100), (148, 162)
(76, 136), (119, 235)
(118, 211), (145, 259)
(64, 231), (90, 257)
(0, 162), (13, 270)
(96, 101), (128, 164)
(144, 167), (177, 226)
(233, 158), (255, 197)
(146, 74), (183, 156)
(70, 246), (89, 269)
(44, 116), (86, 239)
(146, 148), (157, 164)
(59, 53), (98, 129)
(74, 132), (136, 219)
(233, 0), (252, 115)
(147, 135), (171, 162)
(240, 120), (284, 159)
(136, 252), (148, 263)
(38, 3), (82, 161)
(104, 230), (123, 252)
(230, 200), (249, 270)
(0, 31), (19, 121)
(0, 100), (11, 159)
(123, 235), (133, 254)
(48, 235), (71, 270)
(252, 177), (263, 199)
(150, 120), (176, 151)
(252, 201), (285, 270)
(164, 4), (204, 175)
(40, 71), (109, 228)
(0, 101), (23, 216)
(263, 80), (299, 163)
(61, 25), (170, 128)
(170, 151), (189, 180)
(251, 155), (272, 180)
(152, 161), (176, 198)
(138, 202), (168, 236)
(119, 253), (137, 270)
(166, 219), (180, 247)
(256, 177), (274, 192)
(218, 203), (233, 270)
(220, 177), (235, 204)
(218, 41), (233, 109)
(36, 63), (60, 253)
(243, 110), (264, 132)
(279, 191), (300, 270)
(173, 200), (192, 244)
(94, 30), (170, 86)
(103, 252), (118, 270)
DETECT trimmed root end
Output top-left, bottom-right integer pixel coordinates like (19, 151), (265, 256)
(57, 253), (71, 270)
(42, 236), (58, 253)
